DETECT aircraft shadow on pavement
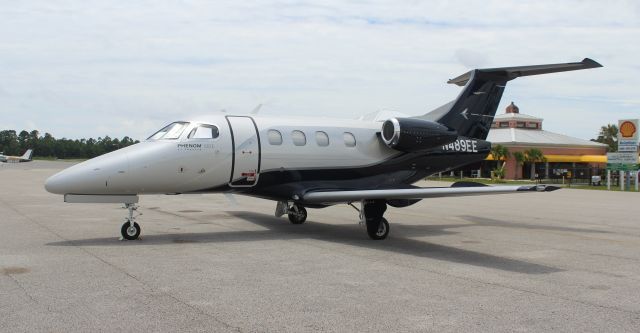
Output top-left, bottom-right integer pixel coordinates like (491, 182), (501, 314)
(457, 215), (610, 234)
(47, 211), (562, 275)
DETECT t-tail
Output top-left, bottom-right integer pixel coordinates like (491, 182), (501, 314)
(418, 58), (602, 140)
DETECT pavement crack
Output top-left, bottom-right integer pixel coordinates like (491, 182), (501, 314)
(5, 273), (37, 304)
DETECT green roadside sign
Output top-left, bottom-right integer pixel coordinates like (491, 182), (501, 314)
(607, 163), (639, 171)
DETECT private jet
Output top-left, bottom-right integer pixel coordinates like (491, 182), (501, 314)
(1, 149), (33, 163)
(45, 58), (602, 240)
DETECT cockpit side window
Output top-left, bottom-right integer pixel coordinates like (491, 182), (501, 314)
(147, 122), (190, 140)
(188, 124), (220, 139)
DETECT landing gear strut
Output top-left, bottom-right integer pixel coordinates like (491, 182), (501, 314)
(120, 203), (142, 240)
(353, 199), (390, 240)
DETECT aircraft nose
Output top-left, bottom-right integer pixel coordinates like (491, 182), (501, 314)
(44, 172), (67, 194)
(44, 148), (132, 195)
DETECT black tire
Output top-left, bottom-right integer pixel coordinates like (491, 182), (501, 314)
(366, 217), (389, 240)
(288, 205), (307, 224)
(121, 221), (141, 240)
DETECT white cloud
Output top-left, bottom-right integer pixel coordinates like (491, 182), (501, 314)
(0, 0), (638, 140)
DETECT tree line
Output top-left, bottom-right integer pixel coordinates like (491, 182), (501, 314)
(0, 130), (139, 159)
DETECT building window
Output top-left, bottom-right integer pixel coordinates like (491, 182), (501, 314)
(267, 130), (282, 145)
(315, 131), (329, 147)
(343, 132), (356, 147)
(291, 130), (306, 146)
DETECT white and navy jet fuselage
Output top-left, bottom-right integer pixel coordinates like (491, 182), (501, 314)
(45, 58), (602, 240)
(44, 116), (488, 198)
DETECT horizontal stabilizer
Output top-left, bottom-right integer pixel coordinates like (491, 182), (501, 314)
(303, 184), (559, 204)
(447, 58), (602, 86)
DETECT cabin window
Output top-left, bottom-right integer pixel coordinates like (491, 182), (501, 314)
(499, 122), (509, 128)
(188, 124), (219, 139)
(516, 122), (525, 128)
(291, 130), (306, 146)
(268, 130), (283, 145)
(343, 132), (356, 147)
(527, 122), (538, 129)
(147, 122), (190, 140)
(315, 131), (329, 147)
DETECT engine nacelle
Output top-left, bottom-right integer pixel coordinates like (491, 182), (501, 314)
(381, 117), (458, 152)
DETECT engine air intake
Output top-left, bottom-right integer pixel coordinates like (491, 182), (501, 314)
(381, 117), (458, 152)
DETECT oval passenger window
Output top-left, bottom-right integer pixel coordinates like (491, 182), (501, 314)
(343, 132), (356, 147)
(268, 130), (283, 145)
(291, 130), (306, 146)
(315, 131), (329, 147)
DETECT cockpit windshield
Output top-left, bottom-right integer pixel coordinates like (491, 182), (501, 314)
(147, 122), (190, 140)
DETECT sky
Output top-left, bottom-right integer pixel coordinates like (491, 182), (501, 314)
(1, 0), (639, 141)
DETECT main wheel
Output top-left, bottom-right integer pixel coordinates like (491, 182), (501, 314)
(366, 218), (389, 240)
(121, 221), (141, 240)
(288, 205), (307, 224)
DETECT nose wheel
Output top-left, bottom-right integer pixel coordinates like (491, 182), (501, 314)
(120, 203), (142, 240)
(121, 221), (141, 240)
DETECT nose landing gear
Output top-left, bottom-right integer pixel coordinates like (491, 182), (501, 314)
(120, 203), (142, 240)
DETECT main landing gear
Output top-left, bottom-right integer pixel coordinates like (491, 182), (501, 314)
(275, 201), (307, 224)
(276, 199), (390, 240)
(120, 203), (142, 240)
(353, 199), (390, 240)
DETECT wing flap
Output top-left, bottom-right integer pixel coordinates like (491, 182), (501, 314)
(303, 184), (559, 204)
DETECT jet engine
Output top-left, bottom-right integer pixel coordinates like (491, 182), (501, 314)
(381, 117), (458, 152)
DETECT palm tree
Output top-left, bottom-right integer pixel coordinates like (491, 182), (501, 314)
(592, 124), (618, 152)
(524, 148), (546, 180)
(490, 144), (510, 179)
(513, 151), (525, 179)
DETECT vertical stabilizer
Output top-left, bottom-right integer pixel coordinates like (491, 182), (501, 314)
(417, 58), (602, 140)
(22, 149), (33, 160)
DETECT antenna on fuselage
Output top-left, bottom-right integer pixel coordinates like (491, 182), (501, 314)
(250, 104), (263, 115)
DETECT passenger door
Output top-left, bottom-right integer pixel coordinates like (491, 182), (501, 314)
(226, 116), (260, 187)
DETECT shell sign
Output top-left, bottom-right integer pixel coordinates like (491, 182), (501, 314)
(618, 119), (639, 151)
(619, 121), (636, 138)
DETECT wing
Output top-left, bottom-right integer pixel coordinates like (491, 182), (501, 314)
(303, 184), (559, 204)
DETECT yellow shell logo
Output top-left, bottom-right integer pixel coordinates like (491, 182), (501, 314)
(620, 121), (636, 138)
